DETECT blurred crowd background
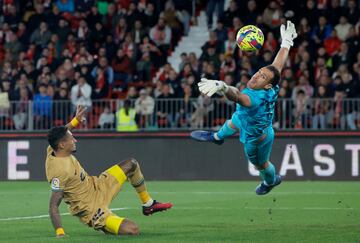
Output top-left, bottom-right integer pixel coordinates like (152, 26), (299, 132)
(0, 0), (359, 131)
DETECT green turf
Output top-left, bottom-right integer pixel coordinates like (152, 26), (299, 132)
(0, 181), (359, 243)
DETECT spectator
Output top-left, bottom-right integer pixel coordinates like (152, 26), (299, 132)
(345, 0), (359, 25)
(312, 85), (330, 129)
(56, 0), (75, 13)
(324, 30), (342, 56)
(12, 88), (29, 130)
(135, 89), (155, 128)
(311, 16), (333, 48)
(293, 90), (310, 129)
(30, 22), (51, 48)
(221, 0), (238, 28)
(53, 87), (71, 125)
(176, 84), (195, 127)
(33, 83), (52, 129)
(0, 83), (11, 129)
(116, 99), (138, 131)
(156, 83), (176, 127)
(91, 67), (109, 99)
(202, 31), (224, 55)
(144, 3), (158, 28)
(4, 31), (22, 62)
(150, 18), (172, 65)
(98, 106), (115, 129)
(70, 76), (92, 110)
(91, 57), (114, 85)
(161, 0), (183, 45)
(292, 75), (314, 100)
(178, 52), (188, 71)
(335, 16), (353, 41)
(112, 48), (133, 88)
(206, 0), (224, 29)
(224, 31), (237, 54)
(131, 20), (147, 45)
(214, 21), (227, 43)
(262, 1), (282, 29)
(243, 0), (259, 25)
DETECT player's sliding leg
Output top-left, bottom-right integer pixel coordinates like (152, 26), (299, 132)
(117, 158), (173, 215)
(190, 120), (238, 145)
(104, 216), (139, 235)
(244, 128), (281, 195)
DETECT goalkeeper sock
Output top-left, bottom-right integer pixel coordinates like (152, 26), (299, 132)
(259, 162), (276, 186)
(216, 120), (237, 140)
(128, 164), (153, 205)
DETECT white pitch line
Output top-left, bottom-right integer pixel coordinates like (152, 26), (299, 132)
(0, 208), (128, 221)
(244, 206), (354, 210)
(0, 206), (356, 221)
(4, 191), (360, 195)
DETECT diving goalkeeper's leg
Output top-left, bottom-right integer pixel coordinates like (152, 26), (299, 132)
(244, 127), (281, 195)
(191, 119), (238, 145)
(117, 158), (173, 215)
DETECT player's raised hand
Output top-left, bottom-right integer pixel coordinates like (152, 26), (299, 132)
(198, 78), (229, 97)
(280, 20), (297, 49)
(75, 105), (87, 123)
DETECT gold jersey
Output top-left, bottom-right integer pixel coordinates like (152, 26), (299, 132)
(45, 146), (98, 215)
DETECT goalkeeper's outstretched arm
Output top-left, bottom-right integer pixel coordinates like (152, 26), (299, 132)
(198, 78), (251, 107)
(65, 105), (87, 131)
(272, 20), (297, 72)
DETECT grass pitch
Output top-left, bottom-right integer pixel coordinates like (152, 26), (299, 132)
(0, 181), (359, 243)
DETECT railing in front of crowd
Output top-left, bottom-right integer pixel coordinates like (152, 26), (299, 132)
(0, 98), (359, 131)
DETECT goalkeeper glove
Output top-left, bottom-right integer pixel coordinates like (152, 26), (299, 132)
(280, 20), (298, 49)
(198, 78), (229, 97)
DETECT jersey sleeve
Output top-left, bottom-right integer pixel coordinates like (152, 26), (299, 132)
(47, 145), (53, 156)
(47, 164), (69, 192)
(242, 89), (262, 108)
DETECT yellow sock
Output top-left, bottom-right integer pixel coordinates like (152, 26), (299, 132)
(138, 191), (151, 204)
(128, 164), (152, 204)
(105, 215), (125, 235)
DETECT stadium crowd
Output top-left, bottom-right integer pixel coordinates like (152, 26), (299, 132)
(0, 0), (359, 131)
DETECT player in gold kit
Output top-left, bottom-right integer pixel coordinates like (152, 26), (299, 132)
(46, 105), (172, 237)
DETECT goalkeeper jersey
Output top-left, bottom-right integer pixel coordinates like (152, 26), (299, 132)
(234, 85), (279, 143)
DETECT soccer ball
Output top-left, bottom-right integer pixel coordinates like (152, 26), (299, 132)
(236, 25), (264, 52)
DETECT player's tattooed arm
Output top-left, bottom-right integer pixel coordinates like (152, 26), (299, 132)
(49, 190), (64, 231)
(224, 86), (251, 107)
(65, 105), (87, 131)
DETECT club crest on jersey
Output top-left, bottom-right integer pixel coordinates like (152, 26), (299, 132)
(51, 178), (60, 190)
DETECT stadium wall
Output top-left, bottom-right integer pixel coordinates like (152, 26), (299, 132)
(0, 132), (359, 181)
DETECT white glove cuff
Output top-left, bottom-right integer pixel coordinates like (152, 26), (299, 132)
(281, 39), (293, 49)
(221, 84), (229, 93)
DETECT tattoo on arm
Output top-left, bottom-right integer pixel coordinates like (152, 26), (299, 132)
(49, 191), (64, 230)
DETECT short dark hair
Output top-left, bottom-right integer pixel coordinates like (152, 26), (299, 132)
(47, 126), (68, 151)
(265, 65), (281, 86)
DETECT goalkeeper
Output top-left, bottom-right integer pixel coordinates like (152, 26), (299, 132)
(191, 21), (297, 195)
(46, 105), (172, 238)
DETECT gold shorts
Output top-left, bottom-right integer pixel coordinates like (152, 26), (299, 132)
(79, 165), (127, 230)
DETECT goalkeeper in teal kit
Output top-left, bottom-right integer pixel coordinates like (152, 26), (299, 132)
(191, 21), (297, 195)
